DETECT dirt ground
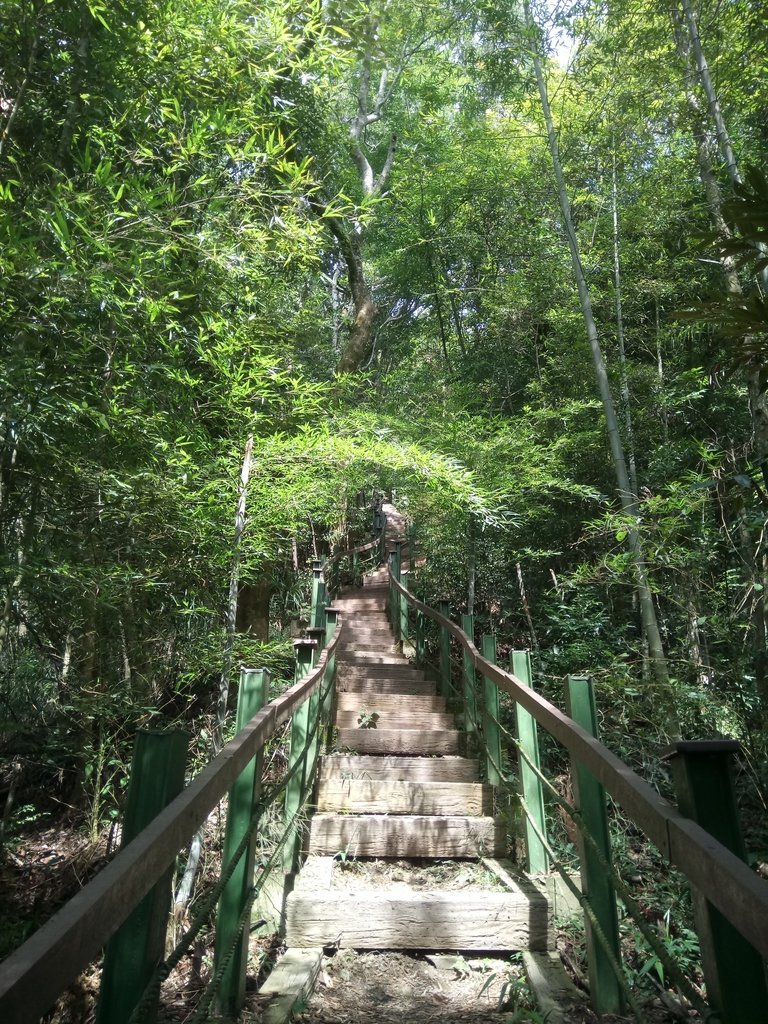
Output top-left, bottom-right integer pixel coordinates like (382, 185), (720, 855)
(296, 949), (546, 1024)
(285, 946), (701, 1024)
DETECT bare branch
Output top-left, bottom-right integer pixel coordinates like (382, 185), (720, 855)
(373, 68), (389, 117)
(373, 132), (397, 195)
(351, 142), (375, 195)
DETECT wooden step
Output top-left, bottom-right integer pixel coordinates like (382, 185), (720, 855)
(336, 600), (388, 607)
(338, 646), (404, 658)
(340, 626), (394, 634)
(340, 623), (392, 631)
(339, 655), (411, 666)
(336, 692), (445, 713)
(318, 755), (479, 782)
(286, 888), (551, 951)
(335, 710), (455, 730)
(339, 664), (427, 679)
(307, 813), (504, 858)
(338, 679), (437, 696)
(337, 727), (459, 754)
(315, 779), (493, 815)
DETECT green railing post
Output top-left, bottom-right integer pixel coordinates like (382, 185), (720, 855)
(323, 607), (340, 750)
(307, 626), (326, 664)
(389, 542), (402, 632)
(461, 614), (478, 743)
(283, 639), (317, 874)
(399, 569), (409, 649)
(96, 729), (188, 1024)
(439, 602), (452, 701)
(565, 675), (623, 1016)
(215, 668), (270, 1016)
(662, 740), (768, 1024)
(305, 627), (326, 786)
(310, 559), (326, 630)
(480, 636), (503, 787)
(415, 599), (425, 667)
(511, 650), (549, 874)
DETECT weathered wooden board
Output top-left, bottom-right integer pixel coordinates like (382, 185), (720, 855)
(295, 855), (335, 888)
(318, 755), (479, 783)
(286, 890), (550, 950)
(308, 813), (503, 858)
(336, 692), (445, 713)
(315, 779), (493, 815)
(260, 947), (324, 1024)
(339, 632), (395, 641)
(335, 603), (388, 612)
(335, 710), (455, 730)
(339, 665), (428, 680)
(336, 727), (459, 755)
(339, 654), (409, 665)
(338, 648), (407, 661)
(337, 679), (436, 696)
(522, 950), (587, 1022)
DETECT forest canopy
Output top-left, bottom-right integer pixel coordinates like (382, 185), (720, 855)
(1, 0), (767, 853)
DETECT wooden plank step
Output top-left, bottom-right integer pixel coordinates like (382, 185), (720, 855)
(318, 755), (479, 782)
(337, 679), (436, 696)
(522, 951), (588, 1023)
(334, 710), (455, 730)
(339, 665), (427, 679)
(336, 692), (446, 713)
(337, 727), (459, 755)
(260, 948), (324, 1024)
(340, 632), (396, 641)
(286, 889), (550, 951)
(308, 814), (503, 858)
(341, 623), (392, 632)
(336, 600), (387, 608)
(345, 611), (390, 617)
(338, 646), (403, 657)
(339, 655), (411, 665)
(315, 779), (493, 815)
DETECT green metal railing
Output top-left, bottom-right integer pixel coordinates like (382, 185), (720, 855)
(0, 511), (385, 1024)
(389, 558), (768, 1024)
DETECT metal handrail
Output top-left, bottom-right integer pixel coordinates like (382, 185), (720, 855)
(0, 625), (343, 1022)
(390, 573), (768, 961)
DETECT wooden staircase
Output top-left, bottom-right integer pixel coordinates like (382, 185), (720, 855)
(285, 534), (554, 953)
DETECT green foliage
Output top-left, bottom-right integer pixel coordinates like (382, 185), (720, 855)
(2, 0), (768, 952)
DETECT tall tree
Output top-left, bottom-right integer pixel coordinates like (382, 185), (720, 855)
(523, 0), (676, 726)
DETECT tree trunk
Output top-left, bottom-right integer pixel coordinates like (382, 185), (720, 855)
(677, 0), (741, 186)
(672, 6), (768, 701)
(526, 4), (676, 730)
(215, 434), (254, 753)
(339, 261), (377, 372)
(611, 148), (638, 497)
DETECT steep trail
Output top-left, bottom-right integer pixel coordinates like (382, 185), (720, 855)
(264, 506), (575, 1023)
